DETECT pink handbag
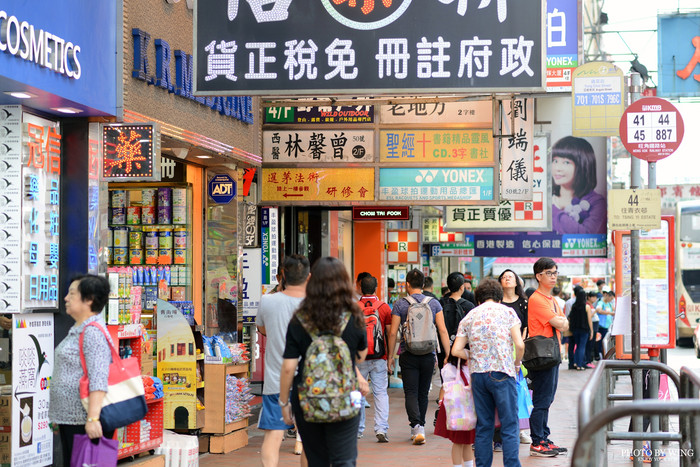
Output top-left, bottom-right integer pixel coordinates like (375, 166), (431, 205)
(441, 360), (477, 431)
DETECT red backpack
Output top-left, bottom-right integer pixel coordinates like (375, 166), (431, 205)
(361, 299), (386, 359)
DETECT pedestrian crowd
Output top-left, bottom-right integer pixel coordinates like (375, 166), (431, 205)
(256, 254), (615, 467)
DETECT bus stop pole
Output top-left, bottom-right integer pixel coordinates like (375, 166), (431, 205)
(629, 72), (644, 467)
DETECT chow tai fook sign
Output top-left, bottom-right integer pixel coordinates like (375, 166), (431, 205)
(352, 207), (409, 221)
(263, 130), (374, 163)
(261, 168), (374, 203)
(102, 123), (160, 181)
(194, 0), (545, 95)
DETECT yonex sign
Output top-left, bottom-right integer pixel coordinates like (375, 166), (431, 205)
(208, 173), (236, 204)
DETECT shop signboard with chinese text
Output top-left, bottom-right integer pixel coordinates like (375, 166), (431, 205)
(379, 101), (492, 126)
(618, 97), (685, 162)
(265, 106), (374, 124)
(609, 189), (661, 231)
(431, 239), (475, 257)
(194, 0), (545, 95)
(262, 168), (374, 203)
(545, 0), (580, 91)
(657, 13), (700, 98)
(380, 129), (493, 164)
(500, 98), (533, 200)
(352, 207), (409, 221)
(241, 249), (262, 323)
(11, 313), (54, 466)
(261, 207), (278, 285)
(422, 218), (465, 243)
(102, 124), (160, 181)
(572, 62), (624, 136)
(379, 167), (494, 202)
(263, 130), (374, 163)
(243, 203), (258, 247)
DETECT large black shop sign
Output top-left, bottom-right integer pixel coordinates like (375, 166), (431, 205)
(194, 0), (545, 95)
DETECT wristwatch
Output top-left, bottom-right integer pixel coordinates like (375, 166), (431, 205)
(278, 398), (290, 408)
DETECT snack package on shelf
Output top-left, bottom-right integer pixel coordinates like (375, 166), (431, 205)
(225, 375), (253, 424)
(228, 343), (250, 365)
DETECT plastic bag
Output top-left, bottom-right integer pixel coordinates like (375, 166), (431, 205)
(442, 362), (476, 431)
(517, 368), (534, 419)
(70, 434), (118, 467)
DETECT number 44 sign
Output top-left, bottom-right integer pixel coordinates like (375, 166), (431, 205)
(608, 189), (661, 231)
(618, 97), (685, 162)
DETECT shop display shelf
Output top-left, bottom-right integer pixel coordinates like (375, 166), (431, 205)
(117, 396), (164, 460)
(202, 362), (250, 435)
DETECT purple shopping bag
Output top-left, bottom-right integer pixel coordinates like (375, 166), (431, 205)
(70, 434), (118, 467)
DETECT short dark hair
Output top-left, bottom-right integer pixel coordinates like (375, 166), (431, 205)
(573, 285), (584, 295)
(387, 278), (395, 289)
(587, 291), (598, 299)
(360, 275), (378, 295)
(283, 254), (310, 286)
(424, 277), (434, 289)
(71, 274), (110, 312)
(552, 286), (561, 296)
(596, 279), (605, 286)
(533, 257), (557, 277)
(356, 271), (372, 284)
(525, 287), (536, 298)
(406, 269), (424, 289)
(446, 272), (465, 293)
(474, 277), (503, 304)
(551, 136), (597, 198)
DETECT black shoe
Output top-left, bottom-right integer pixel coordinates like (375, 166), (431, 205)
(545, 439), (568, 454)
(287, 428), (297, 438)
(433, 408), (439, 427)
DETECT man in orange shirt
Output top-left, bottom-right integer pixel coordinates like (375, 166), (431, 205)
(527, 257), (569, 457)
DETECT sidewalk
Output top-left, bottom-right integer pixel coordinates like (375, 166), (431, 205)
(199, 363), (590, 467)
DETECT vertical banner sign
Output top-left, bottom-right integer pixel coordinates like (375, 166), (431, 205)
(639, 220), (672, 347)
(23, 113), (61, 310)
(241, 249), (262, 323)
(0, 106), (22, 313)
(243, 203), (258, 247)
(546, 0), (580, 91)
(12, 313), (54, 467)
(500, 98), (534, 200)
(260, 207), (279, 285)
(657, 13), (700, 98)
(572, 62), (625, 137)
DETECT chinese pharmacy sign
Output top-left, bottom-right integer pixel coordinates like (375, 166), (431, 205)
(0, 107), (61, 311)
(261, 168), (374, 203)
(194, 0), (545, 95)
(102, 124), (158, 181)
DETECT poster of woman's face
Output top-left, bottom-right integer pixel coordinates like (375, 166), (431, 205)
(551, 135), (607, 235)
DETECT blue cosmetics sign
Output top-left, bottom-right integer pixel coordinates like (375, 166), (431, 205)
(379, 167), (494, 202)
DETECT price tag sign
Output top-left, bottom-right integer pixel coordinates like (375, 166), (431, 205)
(608, 189), (661, 230)
(618, 97), (684, 162)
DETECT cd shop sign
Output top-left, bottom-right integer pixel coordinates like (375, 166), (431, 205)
(0, 10), (82, 79)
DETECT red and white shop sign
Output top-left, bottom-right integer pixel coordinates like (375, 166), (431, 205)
(387, 230), (420, 264)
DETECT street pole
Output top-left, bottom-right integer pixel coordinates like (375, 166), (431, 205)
(628, 72), (644, 467)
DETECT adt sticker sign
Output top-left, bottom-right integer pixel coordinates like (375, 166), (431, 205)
(208, 174), (236, 204)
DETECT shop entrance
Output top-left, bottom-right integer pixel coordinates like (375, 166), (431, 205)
(283, 207), (353, 270)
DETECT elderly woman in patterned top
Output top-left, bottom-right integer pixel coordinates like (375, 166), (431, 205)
(49, 275), (113, 466)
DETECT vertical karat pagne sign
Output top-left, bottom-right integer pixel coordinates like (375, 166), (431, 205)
(500, 98), (534, 200)
(12, 313), (54, 467)
(194, 0), (545, 95)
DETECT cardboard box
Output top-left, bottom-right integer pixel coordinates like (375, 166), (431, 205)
(118, 453), (165, 467)
(198, 434), (210, 453)
(0, 396), (10, 427)
(209, 429), (248, 454)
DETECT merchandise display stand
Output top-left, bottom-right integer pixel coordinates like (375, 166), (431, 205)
(107, 324), (164, 459)
(203, 363), (249, 453)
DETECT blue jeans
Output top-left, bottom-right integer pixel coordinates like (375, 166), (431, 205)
(358, 359), (389, 435)
(572, 330), (589, 368)
(471, 372), (521, 467)
(529, 365), (559, 445)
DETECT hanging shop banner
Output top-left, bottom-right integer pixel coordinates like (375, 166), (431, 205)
(422, 218), (465, 244)
(102, 123), (160, 181)
(265, 106), (374, 124)
(261, 207), (279, 285)
(379, 130), (493, 163)
(545, 0), (580, 92)
(445, 135), (549, 231)
(379, 101), (492, 126)
(571, 62), (625, 137)
(263, 130), (374, 163)
(11, 313), (54, 467)
(500, 98), (534, 200)
(379, 167), (494, 202)
(243, 203), (258, 247)
(262, 168), (374, 203)
(658, 13), (700, 98)
(194, 0), (545, 95)
(22, 112), (61, 310)
(387, 230), (420, 264)
(241, 249), (262, 323)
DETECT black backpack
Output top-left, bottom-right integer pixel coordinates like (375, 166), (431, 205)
(440, 297), (473, 344)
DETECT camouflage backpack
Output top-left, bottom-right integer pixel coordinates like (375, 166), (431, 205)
(297, 312), (359, 423)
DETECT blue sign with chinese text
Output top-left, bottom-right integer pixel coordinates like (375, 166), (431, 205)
(208, 174), (236, 204)
(658, 13), (700, 98)
(379, 167), (494, 202)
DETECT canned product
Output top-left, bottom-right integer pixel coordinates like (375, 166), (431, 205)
(144, 229), (159, 249)
(111, 208), (126, 225)
(142, 188), (157, 207)
(128, 230), (143, 249)
(173, 228), (187, 248)
(112, 227), (128, 247)
(105, 247), (113, 264)
(159, 229), (173, 249)
(174, 248), (186, 264)
(111, 190), (127, 208)
(173, 188), (187, 206)
(141, 206), (156, 225)
(158, 248), (172, 264)
(113, 247), (128, 265)
(157, 205), (172, 225)
(144, 286), (158, 310)
(129, 248), (143, 265)
(158, 187), (172, 206)
(126, 206), (141, 225)
(172, 205), (187, 225)
(145, 248), (158, 265)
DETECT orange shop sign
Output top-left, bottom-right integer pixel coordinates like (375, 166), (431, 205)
(261, 168), (374, 202)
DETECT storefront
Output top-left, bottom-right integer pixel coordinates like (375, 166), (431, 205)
(0, 1), (119, 465)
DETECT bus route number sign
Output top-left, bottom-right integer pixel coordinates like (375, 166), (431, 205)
(608, 188), (661, 231)
(618, 97), (684, 162)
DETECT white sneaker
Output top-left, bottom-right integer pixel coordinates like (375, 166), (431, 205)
(520, 431), (532, 444)
(413, 425), (425, 445)
(410, 425), (417, 440)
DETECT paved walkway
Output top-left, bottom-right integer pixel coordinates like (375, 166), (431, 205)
(199, 363), (593, 467)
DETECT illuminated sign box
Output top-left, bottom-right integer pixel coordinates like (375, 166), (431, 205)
(102, 123), (160, 181)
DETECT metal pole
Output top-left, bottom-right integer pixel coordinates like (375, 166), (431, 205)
(629, 72), (644, 467)
(660, 348), (669, 439)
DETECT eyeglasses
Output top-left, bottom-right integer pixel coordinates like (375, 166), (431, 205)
(539, 270), (559, 278)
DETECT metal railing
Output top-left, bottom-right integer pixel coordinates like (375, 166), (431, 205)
(573, 360), (685, 467)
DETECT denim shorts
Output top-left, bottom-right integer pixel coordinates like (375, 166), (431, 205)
(258, 394), (294, 431)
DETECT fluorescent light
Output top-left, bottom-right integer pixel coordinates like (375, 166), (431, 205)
(4, 91), (36, 99)
(194, 155), (213, 159)
(51, 107), (82, 114)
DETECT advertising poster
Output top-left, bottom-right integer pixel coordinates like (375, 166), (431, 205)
(156, 300), (197, 429)
(263, 130), (374, 163)
(0, 106), (21, 313)
(378, 167), (494, 202)
(11, 313), (54, 467)
(241, 249), (262, 323)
